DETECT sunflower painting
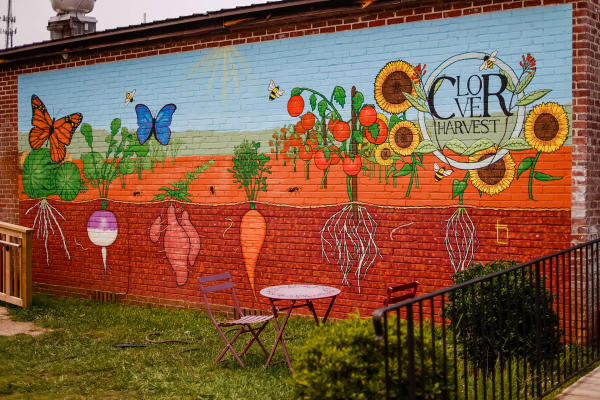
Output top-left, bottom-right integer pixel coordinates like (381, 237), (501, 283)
(374, 60), (417, 114)
(524, 102), (569, 153)
(389, 120), (421, 156)
(374, 143), (394, 166)
(469, 147), (515, 196)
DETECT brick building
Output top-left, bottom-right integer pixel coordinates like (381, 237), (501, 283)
(0, 0), (598, 317)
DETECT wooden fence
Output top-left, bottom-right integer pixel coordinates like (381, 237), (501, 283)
(0, 221), (33, 308)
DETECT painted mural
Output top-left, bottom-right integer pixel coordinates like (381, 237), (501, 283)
(17, 5), (572, 302)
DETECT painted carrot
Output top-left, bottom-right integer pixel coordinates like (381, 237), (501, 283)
(180, 210), (200, 268)
(164, 205), (190, 286)
(240, 209), (266, 295)
(149, 215), (162, 243)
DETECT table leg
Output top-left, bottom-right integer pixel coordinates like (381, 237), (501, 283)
(322, 295), (338, 324)
(306, 300), (320, 326)
(265, 299), (294, 373)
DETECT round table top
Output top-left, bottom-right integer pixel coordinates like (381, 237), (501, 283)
(260, 284), (341, 300)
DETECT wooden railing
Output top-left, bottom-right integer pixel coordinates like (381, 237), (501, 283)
(0, 221), (33, 308)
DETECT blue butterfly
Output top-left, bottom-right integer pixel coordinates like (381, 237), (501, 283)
(135, 103), (177, 145)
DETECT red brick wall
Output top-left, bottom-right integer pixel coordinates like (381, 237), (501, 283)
(1, 0), (598, 315)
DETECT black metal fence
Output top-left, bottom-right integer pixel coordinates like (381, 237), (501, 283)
(373, 238), (600, 400)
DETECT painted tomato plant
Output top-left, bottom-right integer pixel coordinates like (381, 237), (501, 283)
(228, 140), (271, 295)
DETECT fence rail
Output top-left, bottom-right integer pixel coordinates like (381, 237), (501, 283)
(373, 238), (600, 400)
(0, 221), (33, 308)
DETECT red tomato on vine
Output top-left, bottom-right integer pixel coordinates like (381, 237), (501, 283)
(365, 118), (388, 145)
(314, 149), (331, 170)
(333, 121), (351, 142)
(343, 155), (362, 176)
(359, 105), (377, 127)
(288, 95), (304, 117)
(301, 113), (316, 130)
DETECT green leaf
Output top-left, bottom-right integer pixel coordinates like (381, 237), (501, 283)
(444, 139), (468, 155)
(402, 92), (428, 113)
(110, 118), (122, 136)
(80, 123), (94, 149)
(333, 86), (346, 107)
(502, 137), (531, 151)
(516, 69), (535, 94)
(133, 142), (149, 157)
(140, 157), (153, 171)
(499, 70), (515, 93)
(119, 158), (135, 175)
(351, 130), (363, 144)
(21, 149), (58, 199)
(318, 101), (328, 119)
(414, 140), (438, 154)
(291, 88), (302, 96)
(534, 171), (563, 181)
(432, 76), (445, 95)
(82, 152), (104, 182)
(389, 115), (400, 131)
(461, 138), (494, 156)
(368, 123), (380, 141)
(309, 94), (317, 111)
(55, 162), (82, 201)
(413, 81), (427, 101)
(514, 89), (551, 107)
(452, 179), (468, 199)
(517, 157), (533, 178)
(394, 163), (412, 177)
(352, 92), (364, 114)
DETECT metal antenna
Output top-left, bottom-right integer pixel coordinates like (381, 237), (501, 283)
(1, 0), (16, 49)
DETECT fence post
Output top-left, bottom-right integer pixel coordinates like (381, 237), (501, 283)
(534, 260), (542, 397)
(407, 304), (416, 400)
(20, 229), (32, 308)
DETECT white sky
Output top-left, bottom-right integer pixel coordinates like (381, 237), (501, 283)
(1, 0), (279, 48)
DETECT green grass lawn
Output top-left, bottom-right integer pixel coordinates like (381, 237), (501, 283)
(0, 295), (318, 400)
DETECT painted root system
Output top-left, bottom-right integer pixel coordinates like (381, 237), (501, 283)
(442, 207), (479, 272)
(25, 199), (70, 265)
(320, 205), (381, 292)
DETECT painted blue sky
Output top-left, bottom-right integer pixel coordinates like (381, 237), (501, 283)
(18, 4), (572, 134)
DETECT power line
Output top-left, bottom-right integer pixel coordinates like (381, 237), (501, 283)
(1, 0), (16, 49)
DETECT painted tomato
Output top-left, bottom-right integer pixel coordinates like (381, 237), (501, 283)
(298, 145), (313, 161)
(333, 121), (351, 142)
(365, 118), (389, 145)
(287, 95), (304, 117)
(359, 105), (377, 127)
(328, 118), (338, 134)
(328, 145), (341, 165)
(289, 135), (301, 147)
(343, 155), (362, 176)
(301, 113), (316, 130)
(314, 149), (331, 170)
(295, 121), (306, 135)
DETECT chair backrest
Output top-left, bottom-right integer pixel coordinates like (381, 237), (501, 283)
(198, 272), (242, 319)
(384, 281), (419, 307)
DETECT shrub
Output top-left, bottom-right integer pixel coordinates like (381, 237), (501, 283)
(289, 315), (453, 400)
(443, 259), (562, 373)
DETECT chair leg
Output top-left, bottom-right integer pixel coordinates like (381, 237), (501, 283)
(239, 322), (270, 357)
(215, 327), (246, 367)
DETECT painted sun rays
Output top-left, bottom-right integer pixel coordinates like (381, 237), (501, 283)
(186, 46), (250, 103)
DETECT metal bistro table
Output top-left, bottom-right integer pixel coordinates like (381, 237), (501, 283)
(260, 284), (341, 373)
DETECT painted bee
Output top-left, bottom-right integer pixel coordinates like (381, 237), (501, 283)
(125, 89), (136, 106)
(479, 50), (498, 70)
(434, 162), (453, 181)
(210, 186), (215, 195)
(268, 80), (284, 101)
(288, 187), (300, 193)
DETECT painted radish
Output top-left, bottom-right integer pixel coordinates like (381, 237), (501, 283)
(87, 209), (118, 272)
(240, 208), (266, 296)
(180, 210), (200, 267)
(164, 205), (190, 286)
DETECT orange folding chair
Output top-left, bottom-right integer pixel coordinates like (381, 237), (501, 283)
(198, 272), (274, 367)
(384, 281), (419, 306)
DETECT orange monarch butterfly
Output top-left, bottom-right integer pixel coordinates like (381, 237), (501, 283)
(29, 94), (83, 163)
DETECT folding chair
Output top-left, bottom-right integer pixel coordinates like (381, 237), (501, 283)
(198, 272), (274, 367)
(383, 281), (419, 306)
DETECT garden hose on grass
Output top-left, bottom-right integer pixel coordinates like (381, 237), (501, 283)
(112, 332), (202, 349)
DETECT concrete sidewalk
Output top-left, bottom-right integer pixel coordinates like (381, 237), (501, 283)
(0, 306), (47, 336)
(557, 365), (600, 399)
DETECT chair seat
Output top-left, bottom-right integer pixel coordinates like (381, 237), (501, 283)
(220, 314), (274, 327)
